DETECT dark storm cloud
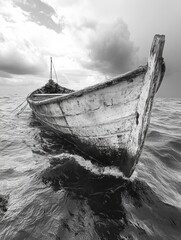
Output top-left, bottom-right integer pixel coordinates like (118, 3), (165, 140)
(0, 34), (46, 75)
(14, 0), (64, 33)
(0, 53), (45, 75)
(82, 19), (139, 76)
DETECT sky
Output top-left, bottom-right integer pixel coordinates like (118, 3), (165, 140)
(0, 0), (181, 97)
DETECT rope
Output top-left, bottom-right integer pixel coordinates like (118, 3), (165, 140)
(16, 102), (28, 116)
(11, 96), (29, 116)
(11, 99), (27, 113)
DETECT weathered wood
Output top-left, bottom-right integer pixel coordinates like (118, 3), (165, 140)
(27, 34), (165, 177)
(125, 34), (165, 176)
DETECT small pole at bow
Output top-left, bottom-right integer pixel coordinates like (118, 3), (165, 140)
(49, 57), (52, 80)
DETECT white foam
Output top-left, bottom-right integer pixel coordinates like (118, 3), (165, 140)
(55, 153), (132, 179)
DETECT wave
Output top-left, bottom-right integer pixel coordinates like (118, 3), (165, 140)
(0, 97), (181, 239)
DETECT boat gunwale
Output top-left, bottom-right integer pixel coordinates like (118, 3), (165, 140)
(27, 65), (147, 106)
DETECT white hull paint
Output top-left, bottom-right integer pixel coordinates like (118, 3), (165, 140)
(27, 35), (165, 177)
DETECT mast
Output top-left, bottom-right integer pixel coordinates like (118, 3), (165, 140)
(49, 57), (59, 83)
(49, 57), (52, 80)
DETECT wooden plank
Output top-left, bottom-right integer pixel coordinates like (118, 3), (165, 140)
(69, 114), (134, 137)
(35, 114), (72, 135)
(63, 101), (136, 128)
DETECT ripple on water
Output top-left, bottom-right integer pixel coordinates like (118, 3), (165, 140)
(0, 97), (181, 240)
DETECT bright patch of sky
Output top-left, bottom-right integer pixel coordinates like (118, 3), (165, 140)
(0, 0), (181, 97)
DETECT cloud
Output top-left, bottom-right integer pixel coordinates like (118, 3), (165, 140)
(0, 51), (45, 75)
(0, 32), (46, 75)
(0, 71), (12, 78)
(74, 17), (97, 31)
(0, 1), (28, 24)
(49, 0), (81, 8)
(14, 0), (64, 33)
(0, 1), (85, 82)
(0, 33), (5, 42)
(81, 19), (139, 76)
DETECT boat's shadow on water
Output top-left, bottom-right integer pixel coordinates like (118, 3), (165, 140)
(41, 154), (155, 239)
(29, 116), (161, 239)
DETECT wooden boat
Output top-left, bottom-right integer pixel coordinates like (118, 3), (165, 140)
(27, 34), (165, 177)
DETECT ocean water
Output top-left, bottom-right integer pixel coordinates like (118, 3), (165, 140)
(0, 95), (181, 240)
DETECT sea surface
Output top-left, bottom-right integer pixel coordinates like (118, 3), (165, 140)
(0, 95), (181, 240)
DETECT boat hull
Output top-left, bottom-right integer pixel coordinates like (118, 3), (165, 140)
(27, 35), (165, 177)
